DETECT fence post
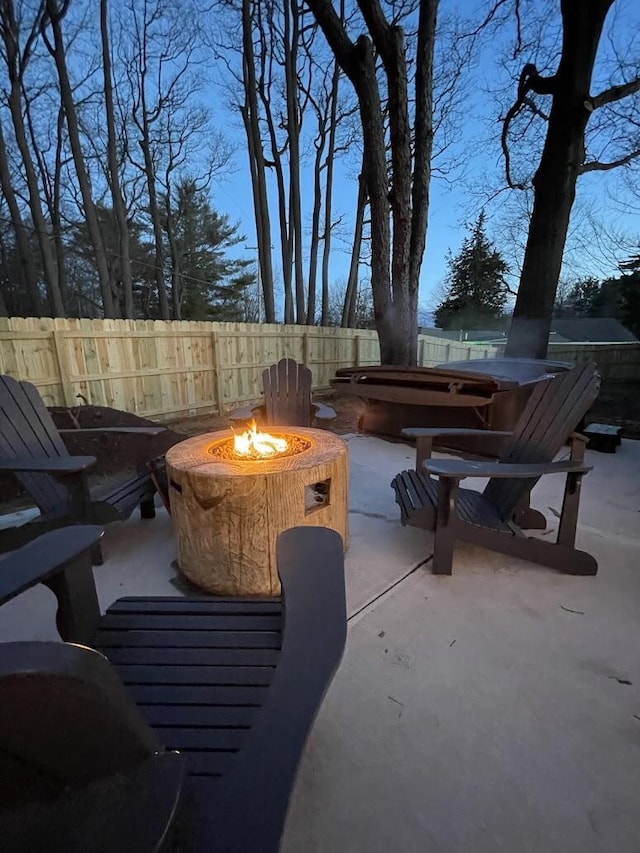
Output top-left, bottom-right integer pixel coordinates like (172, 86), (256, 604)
(445, 343), (451, 363)
(419, 337), (425, 366)
(52, 330), (74, 407)
(354, 335), (361, 367)
(302, 331), (310, 366)
(212, 331), (225, 414)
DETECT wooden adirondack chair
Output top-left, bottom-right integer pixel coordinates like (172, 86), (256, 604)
(229, 358), (336, 428)
(0, 375), (165, 562)
(0, 524), (346, 853)
(391, 362), (601, 575)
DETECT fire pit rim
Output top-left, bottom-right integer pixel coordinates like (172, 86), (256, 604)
(166, 426), (347, 478)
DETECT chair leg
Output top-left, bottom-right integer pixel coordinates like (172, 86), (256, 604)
(140, 495), (156, 519)
(432, 476), (457, 575)
(433, 526), (455, 575)
(557, 472), (583, 548)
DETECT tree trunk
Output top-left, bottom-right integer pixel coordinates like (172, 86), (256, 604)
(321, 56), (341, 326)
(44, 0), (116, 318)
(352, 36), (393, 361)
(306, 120), (326, 324)
(5, 82), (64, 316)
(241, 0), (275, 323)
(100, 0), (134, 318)
(24, 87), (72, 314)
(284, 0), (305, 323)
(163, 192), (182, 320)
(51, 104), (69, 312)
(505, 0), (614, 358)
(342, 169), (367, 327)
(139, 127), (170, 319)
(0, 117), (41, 315)
(306, 0), (438, 365)
(257, 88), (293, 324)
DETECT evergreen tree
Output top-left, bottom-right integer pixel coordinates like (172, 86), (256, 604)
(434, 212), (509, 330)
(591, 273), (640, 339)
(165, 180), (254, 322)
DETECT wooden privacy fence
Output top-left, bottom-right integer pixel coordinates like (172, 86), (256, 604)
(547, 342), (640, 383)
(0, 318), (498, 421)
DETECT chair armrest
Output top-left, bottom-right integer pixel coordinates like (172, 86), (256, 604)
(59, 427), (165, 437)
(423, 458), (592, 481)
(312, 401), (337, 423)
(0, 455), (96, 474)
(228, 404), (261, 424)
(206, 526), (347, 852)
(402, 427), (512, 440)
(0, 525), (104, 606)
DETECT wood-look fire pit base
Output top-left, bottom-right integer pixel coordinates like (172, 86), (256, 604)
(166, 427), (348, 596)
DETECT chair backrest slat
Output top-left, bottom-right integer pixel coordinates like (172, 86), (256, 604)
(0, 376), (70, 515)
(263, 359), (313, 427)
(483, 363), (600, 519)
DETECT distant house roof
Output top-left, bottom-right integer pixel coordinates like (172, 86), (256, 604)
(550, 318), (638, 343)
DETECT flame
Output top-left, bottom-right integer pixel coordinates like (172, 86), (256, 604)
(233, 420), (288, 458)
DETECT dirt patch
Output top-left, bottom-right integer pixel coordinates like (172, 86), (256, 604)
(49, 405), (185, 475)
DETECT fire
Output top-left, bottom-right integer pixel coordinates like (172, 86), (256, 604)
(233, 420), (288, 458)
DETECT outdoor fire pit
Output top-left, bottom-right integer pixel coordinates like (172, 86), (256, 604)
(166, 423), (348, 596)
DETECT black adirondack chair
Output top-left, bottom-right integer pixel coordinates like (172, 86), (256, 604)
(391, 362), (601, 575)
(0, 524), (346, 852)
(229, 358), (336, 428)
(0, 375), (165, 561)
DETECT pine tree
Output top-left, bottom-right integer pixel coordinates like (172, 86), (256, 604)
(164, 180), (255, 321)
(434, 212), (509, 330)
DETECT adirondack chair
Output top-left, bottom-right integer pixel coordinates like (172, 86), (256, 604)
(0, 524), (346, 853)
(0, 374), (165, 562)
(391, 362), (601, 575)
(229, 357), (336, 428)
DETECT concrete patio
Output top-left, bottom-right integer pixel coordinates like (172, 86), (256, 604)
(1, 434), (639, 852)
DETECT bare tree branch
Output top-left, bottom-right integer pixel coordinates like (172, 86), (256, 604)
(501, 62), (556, 188)
(580, 148), (640, 173)
(587, 76), (640, 110)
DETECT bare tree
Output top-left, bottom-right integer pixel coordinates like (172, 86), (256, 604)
(285, 0), (306, 322)
(497, 0), (640, 357)
(342, 165), (367, 327)
(100, 0), (133, 317)
(0, 0), (65, 316)
(0, 115), (41, 314)
(42, 0), (117, 317)
(240, 0), (276, 322)
(305, 0), (439, 364)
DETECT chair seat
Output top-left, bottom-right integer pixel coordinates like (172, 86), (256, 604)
(91, 471), (155, 519)
(392, 469), (511, 533)
(94, 596), (283, 781)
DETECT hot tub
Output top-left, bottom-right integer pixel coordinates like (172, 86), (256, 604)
(331, 358), (573, 457)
